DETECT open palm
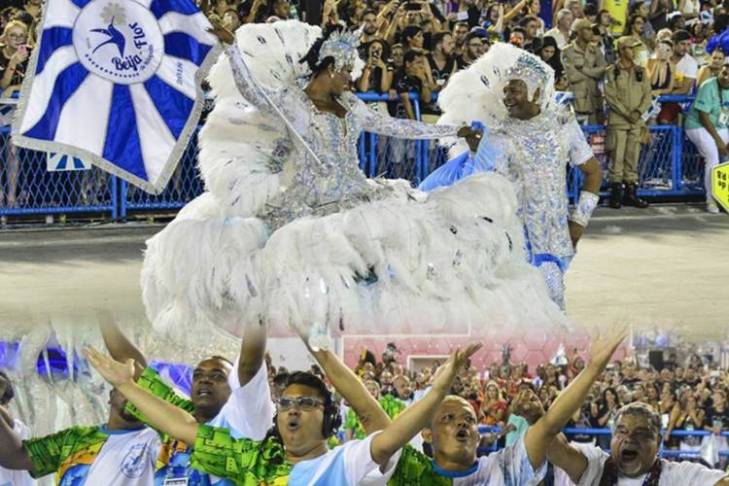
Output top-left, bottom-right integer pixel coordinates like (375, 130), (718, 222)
(431, 343), (482, 393)
(84, 347), (135, 387)
(588, 325), (629, 371)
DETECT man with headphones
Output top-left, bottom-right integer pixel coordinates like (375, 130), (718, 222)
(98, 315), (273, 485)
(83, 342), (482, 485)
(386, 328), (627, 485)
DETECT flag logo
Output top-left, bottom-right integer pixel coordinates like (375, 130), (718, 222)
(74, 0), (163, 85)
(11, 0), (219, 194)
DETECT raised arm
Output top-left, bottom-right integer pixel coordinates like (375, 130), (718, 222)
(0, 405), (33, 471)
(84, 347), (199, 445)
(546, 434), (589, 483)
(524, 327), (628, 470)
(238, 320), (267, 387)
(98, 310), (147, 379)
(209, 23), (275, 112)
(348, 94), (460, 140)
(310, 348), (390, 436)
(370, 344), (482, 466)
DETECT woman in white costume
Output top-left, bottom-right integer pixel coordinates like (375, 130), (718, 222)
(141, 21), (567, 343)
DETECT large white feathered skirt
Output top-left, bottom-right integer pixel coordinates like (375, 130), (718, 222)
(141, 172), (567, 341)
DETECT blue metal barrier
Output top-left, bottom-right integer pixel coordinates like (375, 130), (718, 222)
(0, 93), (707, 220)
(0, 126), (118, 218)
(476, 425), (729, 460)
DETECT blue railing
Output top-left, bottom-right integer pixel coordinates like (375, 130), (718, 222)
(477, 425), (729, 460)
(0, 94), (705, 219)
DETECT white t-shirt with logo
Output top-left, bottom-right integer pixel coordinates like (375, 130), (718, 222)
(0, 420), (35, 486)
(83, 426), (161, 486)
(568, 442), (728, 486)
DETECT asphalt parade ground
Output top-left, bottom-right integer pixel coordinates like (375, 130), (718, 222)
(1, 204), (727, 340)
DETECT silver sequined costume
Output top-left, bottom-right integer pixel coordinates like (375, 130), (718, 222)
(435, 43), (594, 307)
(141, 21), (566, 341)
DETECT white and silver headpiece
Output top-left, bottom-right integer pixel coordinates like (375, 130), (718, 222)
(319, 29), (361, 71)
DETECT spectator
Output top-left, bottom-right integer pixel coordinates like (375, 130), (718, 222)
(594, 10), (618, 63)
(591, 386), (623, 448)
(629, 1), (656, 42)
(401, 25), (425, 52)
(684, 62), (729, 213)
(604, 36), (652, 209)
(0, 19), (29, 96)
(566, 0), (584, 20)
(359, 8), (379, 45)
(480, 381), (508, 425)
(545, 8), (574, 49)
(671, 29), (699, 95)
(456, 31), (484, 69)
(649, 0), (674, 31)
(697, 47), (726, 86)
(646, 39), (676, 103)
(563, 18), (607, 123)
(623, 14), (651, 66)
(518, 14), (542, 53)
(509, 26), (527, 48)
(665, 388), (704, 450)
(703, 389), (729, 466)
(426, 31), (456, 90)
(357, 38), (393, 94)
(452, 21), (470, 56)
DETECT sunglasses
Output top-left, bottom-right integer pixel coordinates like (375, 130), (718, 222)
(278, 396), (324, 411)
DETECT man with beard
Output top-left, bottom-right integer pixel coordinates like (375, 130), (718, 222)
(99, 316), (271, 485)
(84, 343), (481, 484)
(456, 32), (485, 70)
(358, 9), (380, 55)
(549, 402), (729, 485)
(386, 328), (627, 485)
(0, 388), (162, 485)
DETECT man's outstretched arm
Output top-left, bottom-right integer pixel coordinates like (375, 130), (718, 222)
(98, 310), (147, 379)
(309, 347), (390, 436)
(237, 320), (267, 387)
(524, 327), (628, 469)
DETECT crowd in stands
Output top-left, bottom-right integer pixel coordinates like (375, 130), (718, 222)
(1, 0), (727, 212)
(291, 342), (729, 468)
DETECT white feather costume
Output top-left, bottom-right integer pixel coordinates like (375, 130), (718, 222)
(430, 43), (597, 308)
(141, 22), (567, 342)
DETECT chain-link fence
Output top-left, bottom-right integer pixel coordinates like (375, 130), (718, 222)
(0, 94), (709, 221)
(0, 126), (117, 218)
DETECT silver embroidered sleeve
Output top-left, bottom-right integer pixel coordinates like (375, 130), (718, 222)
(352, 97), (459, 140)
(224, 44), (273, 112)
(569, 191), (600, 227)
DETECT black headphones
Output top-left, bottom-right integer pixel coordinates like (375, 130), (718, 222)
(271, 372), (343, 439)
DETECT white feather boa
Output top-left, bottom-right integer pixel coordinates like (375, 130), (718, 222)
(141, 23), (568, 341)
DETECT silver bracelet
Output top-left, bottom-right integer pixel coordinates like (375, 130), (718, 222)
(569, 191), (600, 228)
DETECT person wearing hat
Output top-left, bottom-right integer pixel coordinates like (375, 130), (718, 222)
(562, 18), (607, 123)
(604, 35), (652, 209)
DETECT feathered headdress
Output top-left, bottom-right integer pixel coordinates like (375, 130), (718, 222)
(438, 43), (556, 133)
(319, 29), (361, 71)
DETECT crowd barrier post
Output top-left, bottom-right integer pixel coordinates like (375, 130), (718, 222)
(672, 125), (684, 193)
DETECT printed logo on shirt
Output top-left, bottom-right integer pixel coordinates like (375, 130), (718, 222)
(122, 442), (151, 478)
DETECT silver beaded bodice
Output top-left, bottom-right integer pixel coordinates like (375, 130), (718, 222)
(494, 110), (574, 258)
(224, 45), (458, 228)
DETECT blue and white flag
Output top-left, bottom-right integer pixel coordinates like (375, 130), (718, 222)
(11, 0), (219, 194)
